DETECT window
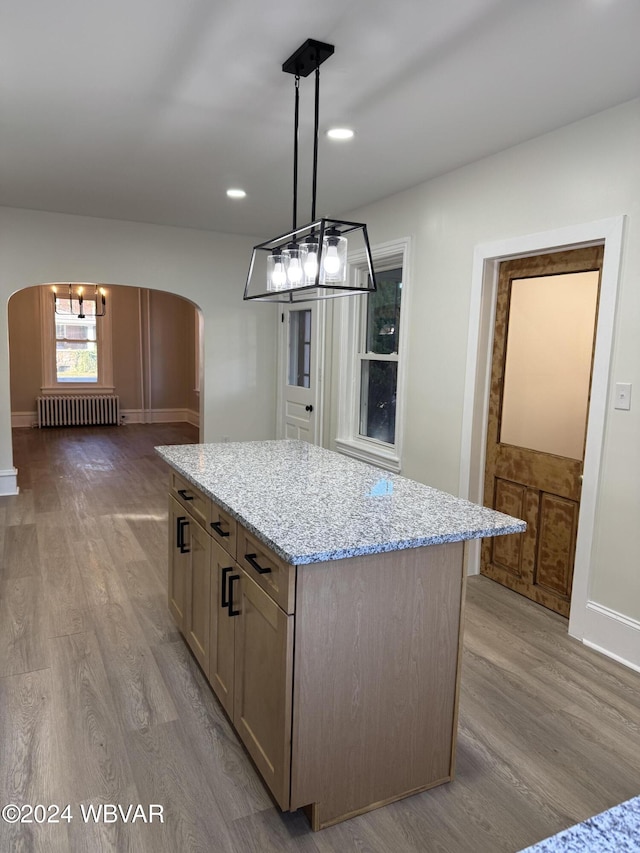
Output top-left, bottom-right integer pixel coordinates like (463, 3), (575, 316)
(40, 285), (113, 393)
(55, 302), (98, 383)
(288, 309), (312, 388)
(358, 268), (402, 444)
(335, 239), (409, 472)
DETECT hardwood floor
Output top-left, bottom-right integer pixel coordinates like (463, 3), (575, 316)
(1, 424), (639, 852)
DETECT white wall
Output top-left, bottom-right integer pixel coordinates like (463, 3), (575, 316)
(0, 207), (278, 482)
(329, 99), (640, 665)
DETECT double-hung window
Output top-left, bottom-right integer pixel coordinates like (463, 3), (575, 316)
(335, 239), (409, 472)
(40, 285), (114, 393)
(55, 303), (98, 383)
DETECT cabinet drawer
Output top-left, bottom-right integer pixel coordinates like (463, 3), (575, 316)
(209, 502), (237, 559)
(237, 526), (296, 614)
(171, 472), (210, 529)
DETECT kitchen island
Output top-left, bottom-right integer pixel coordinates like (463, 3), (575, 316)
(156, 439), (525, 830)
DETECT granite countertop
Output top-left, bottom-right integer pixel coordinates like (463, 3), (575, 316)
(518, 795), (640, 852)
(155, 439), (525, 565)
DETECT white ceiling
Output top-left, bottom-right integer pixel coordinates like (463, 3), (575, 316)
(2, 0), (639, 238)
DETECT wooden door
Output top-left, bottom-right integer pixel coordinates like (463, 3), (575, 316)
(209, 540), (237, 719)
(168, 496), (189, 629)
(185, 519), (211, 672)
(481, 246), (603, 616)
(233, 570), (294, 810)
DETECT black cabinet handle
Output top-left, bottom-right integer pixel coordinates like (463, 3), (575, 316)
(176, 516), (190, 553)
(227, 574), (240, 617)
(305, 404), (313, 412)
(221, 566), (233, 608)
(178, 489), (194, 501)
(210, 520), (230, 538)
(245, 553), (271, 574)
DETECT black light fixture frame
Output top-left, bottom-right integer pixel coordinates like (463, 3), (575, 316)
(244, 39), (377, 303)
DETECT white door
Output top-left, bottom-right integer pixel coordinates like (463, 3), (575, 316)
(278, 302), (323, 443)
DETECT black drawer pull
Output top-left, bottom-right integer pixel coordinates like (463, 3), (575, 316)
(221, 566), (233, 608)
(178, 489), (194, 501)
(227, 574), (240, 617)
(245, 553), (271, 574)
(176, 516), (190, 554)
(210, 520), (230, 538)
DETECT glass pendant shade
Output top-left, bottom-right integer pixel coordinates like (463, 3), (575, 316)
(302, 236), (320, 285)
(321, 228), (347, 283)
(282, 243), (304, 287)
(267, 249), (287, 291)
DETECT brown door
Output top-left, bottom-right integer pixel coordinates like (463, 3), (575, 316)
(481, 246), (603, 616)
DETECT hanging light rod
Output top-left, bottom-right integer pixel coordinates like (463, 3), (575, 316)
(244, 39), (376, 303)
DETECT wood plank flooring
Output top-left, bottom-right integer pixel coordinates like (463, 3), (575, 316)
(1, 424), (639, 852)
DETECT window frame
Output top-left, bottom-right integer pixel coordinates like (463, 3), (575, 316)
(40, 285), (114, 394)
(334, 238), (411, 472)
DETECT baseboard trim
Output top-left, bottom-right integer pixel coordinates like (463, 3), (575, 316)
(120, 408), (196, 425)
(11, 411), (37, 428)
(583, 600), (640, 673)
(13, 407), (198, 426)
(0, 468), (19, 496)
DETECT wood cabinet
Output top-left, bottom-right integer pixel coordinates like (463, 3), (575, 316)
(168, 479), (295, 811)
(209, 540), (237, 718)
(168, 495), (189, 630)
(168, 495), (211, 672)
(166, 477), (466, 830)
(234, 570), (294, 810)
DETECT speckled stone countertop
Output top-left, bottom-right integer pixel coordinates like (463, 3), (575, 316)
(518, 795), (640, 852)
(155, 440), (525, 565)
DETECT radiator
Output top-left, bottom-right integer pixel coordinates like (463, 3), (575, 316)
(37, 395), (120, 427)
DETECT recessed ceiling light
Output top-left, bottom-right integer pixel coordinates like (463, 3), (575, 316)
(226, 188), (246, 199)
(327, 128), (354, 140)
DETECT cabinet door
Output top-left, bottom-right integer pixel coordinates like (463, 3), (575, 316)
(209, 540), (237, 718)
(168, 496), (189, 630)
(234, 571), (294, 810)
(185, 520), (211, 673)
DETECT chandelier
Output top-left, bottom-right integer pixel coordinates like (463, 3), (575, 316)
(53, 283), (106, 318)
(244, 39), (377, 303)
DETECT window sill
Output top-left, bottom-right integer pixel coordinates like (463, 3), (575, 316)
(334, 438), (401, 473)
(40, 385), (116, 395)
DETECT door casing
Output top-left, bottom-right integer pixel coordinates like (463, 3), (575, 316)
(276, 299), (326, 445)
(459, 217), (624, 641)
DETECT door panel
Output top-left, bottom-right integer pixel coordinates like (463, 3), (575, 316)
(233, 571), (293, 810)
(185, 521), (211, 671)
(279, 302), (323, 444)
(481, 246), (603, 616)
(168, 496), (188, 629)
(209, 540), (236, 718)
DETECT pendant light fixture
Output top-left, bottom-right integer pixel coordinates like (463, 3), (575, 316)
(244, 39), (377, 302)
(52, 283), (107, 318)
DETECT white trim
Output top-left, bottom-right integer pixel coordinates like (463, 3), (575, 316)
(121, 407), (193, 424)
(459, 216), (625, 647)
(334, 437), (401, 473)
(39, 285), (114, 392)
(11, 411), (37, 428)
(0, 468), (19, 496)
(276, 300), (326, 446)
(186, 408), (200, 428)
(335, 237), (411, 470)
(40, 385), (115, 395)
(583, 602), (640, 674)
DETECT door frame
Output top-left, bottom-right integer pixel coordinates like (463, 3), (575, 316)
(275, 299), (326, 445)
(459, 216), (625, 642)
